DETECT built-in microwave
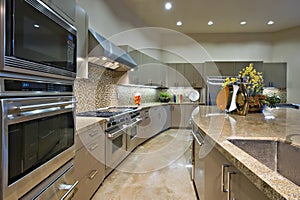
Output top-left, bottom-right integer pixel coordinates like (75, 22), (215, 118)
(1, 0), (77, 80)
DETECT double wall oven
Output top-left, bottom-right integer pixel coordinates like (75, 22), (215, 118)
(1, 0), (78, 199)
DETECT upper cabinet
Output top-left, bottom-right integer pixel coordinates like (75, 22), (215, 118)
(166, 63), (204, 88)
(262, 63), (287, 88)
(126, 48), (167, 86)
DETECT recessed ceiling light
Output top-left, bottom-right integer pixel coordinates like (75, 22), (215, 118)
(34, 24), (40, 28)
(164, 2), (172, 10)
(267, 20), (274, 25)
(240, 21), (247, 25)
(176, 21), (182, 26)
(208, 21), (214, 26)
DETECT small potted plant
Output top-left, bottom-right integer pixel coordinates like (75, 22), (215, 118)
(159, 92), (171, 103)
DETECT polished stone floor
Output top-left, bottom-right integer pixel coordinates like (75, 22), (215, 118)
(92, 129), (197, 200)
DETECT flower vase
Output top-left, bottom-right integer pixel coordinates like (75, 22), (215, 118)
(236, 78), (249, 116)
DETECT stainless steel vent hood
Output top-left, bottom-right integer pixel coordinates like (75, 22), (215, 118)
(88, 29), (137, 71)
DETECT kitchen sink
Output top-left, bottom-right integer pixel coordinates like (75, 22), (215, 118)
(227, 138), (300, 186)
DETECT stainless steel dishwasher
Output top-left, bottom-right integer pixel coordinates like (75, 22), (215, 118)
(191, 123), (206, 200)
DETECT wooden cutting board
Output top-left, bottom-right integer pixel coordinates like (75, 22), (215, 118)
(216, 86), (230, 111)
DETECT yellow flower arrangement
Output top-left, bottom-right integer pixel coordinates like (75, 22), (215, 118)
(222, 63), (264, 96)
(223, 63), (266, 112)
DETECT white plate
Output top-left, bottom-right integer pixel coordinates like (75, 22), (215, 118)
(189, 90), (200, 102)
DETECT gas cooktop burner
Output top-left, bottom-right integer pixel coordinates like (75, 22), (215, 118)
(77, 111), (123, 118)
(77, 107), (138, 118)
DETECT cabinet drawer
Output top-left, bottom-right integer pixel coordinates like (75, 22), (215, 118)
(74, 137), (105, 180)
(72, 163), (105, 200)
(76, 123), (104, 150)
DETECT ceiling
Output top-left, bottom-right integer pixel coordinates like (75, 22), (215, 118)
(121, 0), (300, 33)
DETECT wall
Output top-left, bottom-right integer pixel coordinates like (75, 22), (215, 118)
(272, 26), (300, 103)
(161, 32), (273, 63)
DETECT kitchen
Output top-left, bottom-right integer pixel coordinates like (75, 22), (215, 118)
(1, 0), (300, 199)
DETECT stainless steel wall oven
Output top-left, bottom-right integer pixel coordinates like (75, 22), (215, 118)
(0, 76), (76, 200)
(1, 0), (77, 80)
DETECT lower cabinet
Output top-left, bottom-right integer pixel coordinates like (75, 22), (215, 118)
(73, 122), (105, 199)
(138, 105), (171, 143)
(172, 104), (197, 128)
(193, 127), (269, 200)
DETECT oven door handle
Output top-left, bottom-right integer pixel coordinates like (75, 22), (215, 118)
(11, 101), (76, 113)
(126, 118), (142, 128)
(107, 127), (127, 139)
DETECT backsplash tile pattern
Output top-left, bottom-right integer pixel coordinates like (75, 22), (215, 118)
(114, 85), (159, 106)
(75, 64), (114, 113)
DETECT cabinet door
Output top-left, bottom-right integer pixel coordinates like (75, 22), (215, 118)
(176, 63), (189, 86)
(172, 105), (197, 128)
(215, 62), (234, 76)
(201, 145), (269, 200)
(203, 147), (228, 200)
(162, 105), (171, 130)
(167, 64), (178, 87)
(138, 54), (166, 86)
(193, 63), (204, 88)
(230, 167), (270, 200)
(171, 105), (181, 128)
(184, 63), (194, 87)
(263, 63), (287, 88)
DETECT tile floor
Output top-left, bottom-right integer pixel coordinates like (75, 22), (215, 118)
(92, 129), (197, 200)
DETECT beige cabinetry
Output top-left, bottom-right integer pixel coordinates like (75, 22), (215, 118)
(73, 122), (105, 199)
(167, 63), (204, 88)
(126, 50), (167, 86)
(184, 63), (204, 88)
(172, 104), (197, 128)
(139, 105), (171, 142)
(167, 63), (189, 87)
(193, 127), (269, 200)
(263, 62), (287, 88)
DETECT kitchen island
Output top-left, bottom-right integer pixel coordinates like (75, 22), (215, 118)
(191, 106), (300, 200)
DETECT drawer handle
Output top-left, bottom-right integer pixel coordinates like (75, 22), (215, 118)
(60, 180), (79, 200)
(89, 170), (98, 180)
(191, 130), (203, 146)
(89, 131), (98, 137)
(227, 171), (236, 200)
(221, 164), (230, 192)
(89, 143), (99, 151)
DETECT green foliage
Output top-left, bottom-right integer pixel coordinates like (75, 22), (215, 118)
(265, 94), (281, 108)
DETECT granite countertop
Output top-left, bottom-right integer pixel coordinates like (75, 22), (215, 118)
(76, 116), (106, 133)
(191, 106), (300, 200)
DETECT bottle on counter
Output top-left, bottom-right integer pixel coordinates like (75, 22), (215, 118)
(134, 92), (141, 105)
(236, 77), (249, 116)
